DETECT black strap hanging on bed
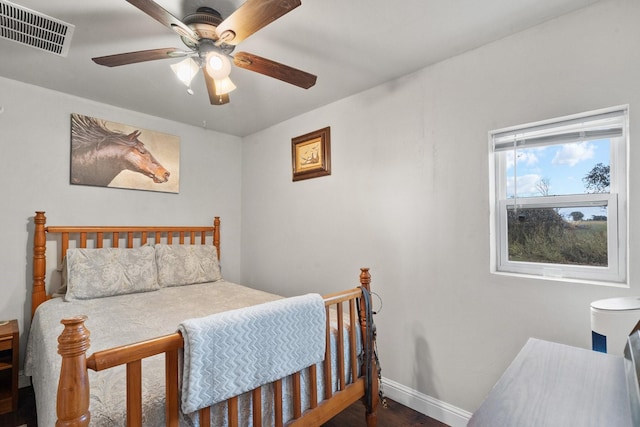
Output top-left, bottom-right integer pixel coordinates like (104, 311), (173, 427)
(358, 286), (386, 413)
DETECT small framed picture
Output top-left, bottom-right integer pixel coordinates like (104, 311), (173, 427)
(291, 126), (331, 181)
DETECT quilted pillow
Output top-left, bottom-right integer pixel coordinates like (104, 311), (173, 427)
(155, 244), (222, 287)
(65, 246), (159, 301)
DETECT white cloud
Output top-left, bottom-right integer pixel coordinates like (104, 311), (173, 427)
(518, 151), (539, 167)
(552, 142), (595, 167)
(507, 173), (542, 197)
(506, 149), (540, 170)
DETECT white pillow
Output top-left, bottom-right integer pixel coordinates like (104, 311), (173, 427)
(155, 244), (222, 287)
(65, 246), (159, 301)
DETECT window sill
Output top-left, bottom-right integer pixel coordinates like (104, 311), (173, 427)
(490, 269), (629, 288)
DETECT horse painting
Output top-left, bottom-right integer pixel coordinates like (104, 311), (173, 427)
(71, 114), (173, 190)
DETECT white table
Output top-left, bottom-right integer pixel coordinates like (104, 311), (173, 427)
(468, 338), (633, 427)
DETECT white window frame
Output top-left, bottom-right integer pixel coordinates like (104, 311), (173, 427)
(489, 106), (628, 286)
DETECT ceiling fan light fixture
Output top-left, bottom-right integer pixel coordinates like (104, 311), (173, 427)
(170, 57), (200, 87)
(206, 52), (231, 80)
(91, 0), (316, 106)
(214, 77), (237, 95)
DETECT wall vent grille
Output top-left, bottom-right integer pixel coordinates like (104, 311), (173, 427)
(0, 0), (74, 56)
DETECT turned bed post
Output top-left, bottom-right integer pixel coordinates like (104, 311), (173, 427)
(213, 216), (221, 261)
(32, 211), (50, 318)
(358, 268), (379, 427)
(57, 316), (91, 427)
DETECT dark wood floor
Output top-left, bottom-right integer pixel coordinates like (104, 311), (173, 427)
(0, 386), (448, 427)
(322, 398), (449, 427)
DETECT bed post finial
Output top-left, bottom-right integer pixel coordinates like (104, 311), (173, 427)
(57, 316), (91, 427)
(32, 211), (48, 318)
(359, 267), (371, 292)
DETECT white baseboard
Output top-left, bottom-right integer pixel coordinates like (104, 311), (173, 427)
(381, 377), (472, 427)
(19, 371), (31, 389)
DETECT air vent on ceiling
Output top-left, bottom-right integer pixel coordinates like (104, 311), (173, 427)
(0, 0), (74, 56)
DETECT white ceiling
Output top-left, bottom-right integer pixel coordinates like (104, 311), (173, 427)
(0, 0), (600, 136)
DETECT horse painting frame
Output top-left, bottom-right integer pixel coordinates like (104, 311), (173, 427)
(70, 114), (180, 193)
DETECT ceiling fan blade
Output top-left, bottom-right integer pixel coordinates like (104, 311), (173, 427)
(92, 48), (183, 67)
(215, 0), (301, 45)
(233, 52), (316, 89)
(126, 0), (200, 44)
(203, 71), (230, 105)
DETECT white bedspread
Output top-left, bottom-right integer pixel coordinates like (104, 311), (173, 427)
(25, 281), (360, 427)
(179, 294), (326, 413)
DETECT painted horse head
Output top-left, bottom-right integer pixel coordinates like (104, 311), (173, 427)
(119, 129), (170, 184)
(71, 114), (170, 187)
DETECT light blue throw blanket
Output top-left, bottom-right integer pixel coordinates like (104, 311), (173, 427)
(178, 293), (327, 414)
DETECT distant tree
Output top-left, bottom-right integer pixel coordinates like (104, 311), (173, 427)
(536, 178), (550, 196)
(583, 163), (610, 193)
(592, 215), (608, 221)
(570, 211), (584, 221)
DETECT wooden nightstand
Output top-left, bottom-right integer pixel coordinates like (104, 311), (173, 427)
(0, 320), (18, 415)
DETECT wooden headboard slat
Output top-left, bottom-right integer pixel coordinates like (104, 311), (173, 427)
(31, 212), (221, 319)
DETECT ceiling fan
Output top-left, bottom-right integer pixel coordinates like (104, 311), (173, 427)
(92, 0), (317, 105)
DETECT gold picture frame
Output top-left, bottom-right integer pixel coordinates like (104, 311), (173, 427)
(291, 126), (331, 181)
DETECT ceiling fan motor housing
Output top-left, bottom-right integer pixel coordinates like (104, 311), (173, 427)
(180, 7), (233, 54)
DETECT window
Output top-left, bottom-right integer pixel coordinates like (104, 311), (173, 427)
(490, 106), (628, 285)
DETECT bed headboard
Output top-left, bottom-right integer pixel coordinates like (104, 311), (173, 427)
(32, 211), (221, 319)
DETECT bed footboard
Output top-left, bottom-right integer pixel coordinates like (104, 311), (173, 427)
(55, 269), (379, 427)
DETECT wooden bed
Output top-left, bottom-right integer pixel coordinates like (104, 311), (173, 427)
(28, 211), (379, 427)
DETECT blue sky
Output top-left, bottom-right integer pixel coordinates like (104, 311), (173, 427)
(506, 139), (610, 198)
(506, 139), (610, 220)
